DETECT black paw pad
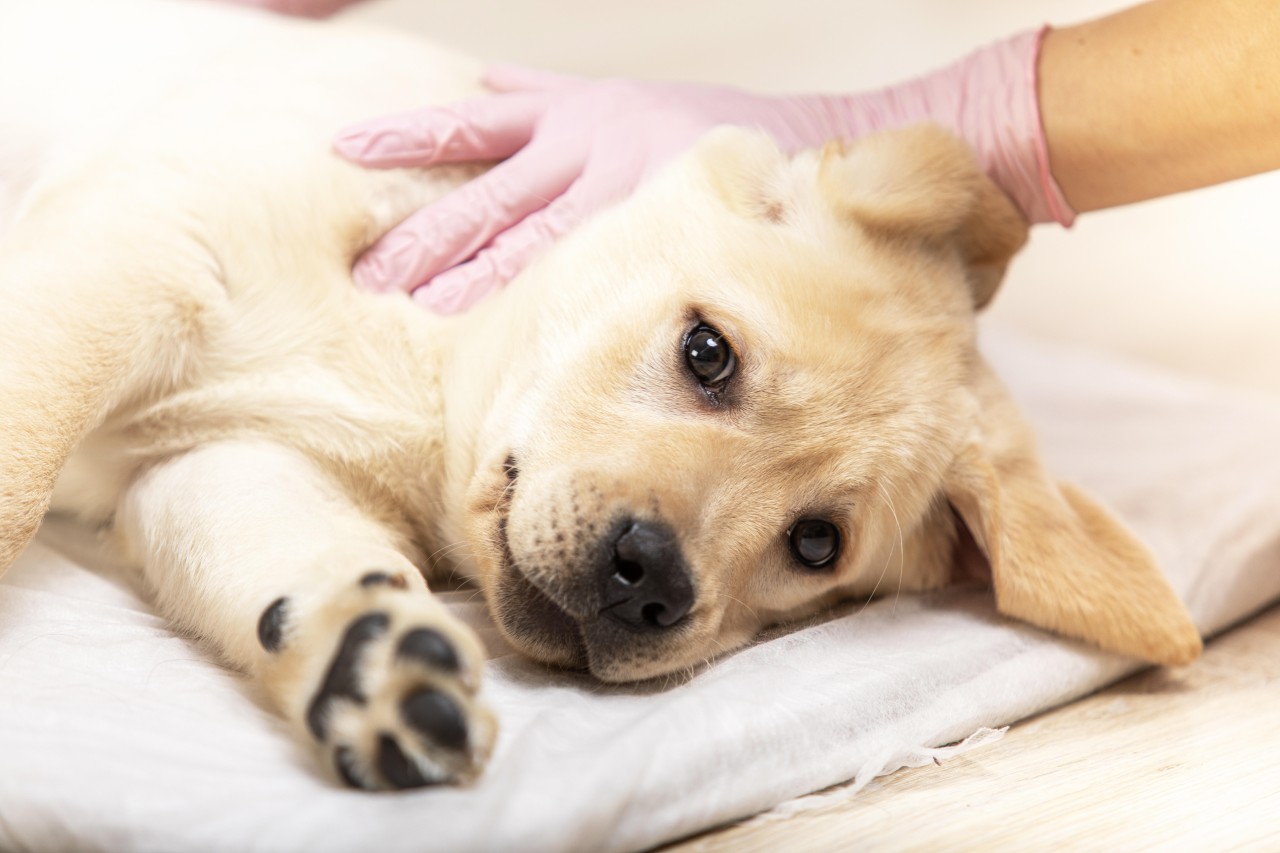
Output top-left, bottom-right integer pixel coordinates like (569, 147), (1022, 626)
(402, 688), (468, 751)
(334, 745), (365, 790)
(258, 597), (289, 653)
(396, 628), (461, 673)
(307, 612), (390, 740)
(359, 571), (407, 590)
(377, 733), (434, 790)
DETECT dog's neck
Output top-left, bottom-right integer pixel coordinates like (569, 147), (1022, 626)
(409, 273), (542, 563)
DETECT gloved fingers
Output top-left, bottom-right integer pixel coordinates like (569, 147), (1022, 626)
(483, 63), (586, 94)
(353, 141), (582, 293)
(334, 91), (559, 168)
(412, 179), (594, 313)
(219, 0), (366, 17)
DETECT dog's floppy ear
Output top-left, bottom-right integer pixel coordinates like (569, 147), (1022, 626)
(945, 360), (1202, 665)
(818, 124), (1028, 309)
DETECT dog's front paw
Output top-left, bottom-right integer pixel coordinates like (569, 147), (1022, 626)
(257, 569), (496, 790)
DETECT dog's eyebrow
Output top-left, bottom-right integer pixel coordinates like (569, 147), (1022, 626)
(786, 477), (863, 522)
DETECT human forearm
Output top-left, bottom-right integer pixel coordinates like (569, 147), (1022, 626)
(807, 28), (1072, 226)
(1039, 0), (1280, 213)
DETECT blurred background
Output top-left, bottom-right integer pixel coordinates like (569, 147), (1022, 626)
(344, 0), (1280, 396)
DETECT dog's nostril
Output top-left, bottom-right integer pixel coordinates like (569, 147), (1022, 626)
(640, 602), (667, 627)
(614, 559), (644, 586)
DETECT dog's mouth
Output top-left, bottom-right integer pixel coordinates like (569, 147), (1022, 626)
(489, 456), (589, 669)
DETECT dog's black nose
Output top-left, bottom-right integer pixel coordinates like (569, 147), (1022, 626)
(600, 519), (694, 631)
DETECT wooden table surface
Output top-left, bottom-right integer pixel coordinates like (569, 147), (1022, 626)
(667, 602), (1280, 851)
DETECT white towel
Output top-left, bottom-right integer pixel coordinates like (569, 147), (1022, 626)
(3, 327), (1279, 853)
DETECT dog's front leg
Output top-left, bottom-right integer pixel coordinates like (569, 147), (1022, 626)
(116, 440), (495, 789)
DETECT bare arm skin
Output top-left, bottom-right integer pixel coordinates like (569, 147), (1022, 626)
(1040, 0), (1280, 213)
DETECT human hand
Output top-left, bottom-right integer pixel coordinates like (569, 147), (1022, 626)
(335, 67), (870, 311)
(337, 30), (1072, 312)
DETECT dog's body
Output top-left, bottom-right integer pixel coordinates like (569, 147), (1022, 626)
(0, 0), (1200, 790)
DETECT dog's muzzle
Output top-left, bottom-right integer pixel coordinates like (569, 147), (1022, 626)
(493, 512), (698, 678)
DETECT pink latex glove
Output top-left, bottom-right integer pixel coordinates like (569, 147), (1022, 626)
(217, 0), (365, 17)
(335, 28), (1074, 313)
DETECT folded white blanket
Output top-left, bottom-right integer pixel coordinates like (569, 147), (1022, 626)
(3, 328), (1279, 853)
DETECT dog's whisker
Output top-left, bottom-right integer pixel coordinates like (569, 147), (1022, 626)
(884, 481), (907, 618)
(426, 539), (469, 565)
(723, 593), (758, 622)
(856, 481), (903, 619)
(488, 489), (514, 514)
(877, 480), (907, 617)
(486, 476), (520, 515)
(425, 540), (473, 586)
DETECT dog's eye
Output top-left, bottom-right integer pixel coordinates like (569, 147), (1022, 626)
(684, 325), (736, 387)
(788, 519), (840, 569)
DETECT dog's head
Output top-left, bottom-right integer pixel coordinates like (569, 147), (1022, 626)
(460, 124), (1201, 681)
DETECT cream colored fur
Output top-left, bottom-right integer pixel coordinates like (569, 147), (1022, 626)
(0, 0), (1200, 790)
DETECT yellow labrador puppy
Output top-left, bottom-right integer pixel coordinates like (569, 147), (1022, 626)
(0, 0), (1199, 790)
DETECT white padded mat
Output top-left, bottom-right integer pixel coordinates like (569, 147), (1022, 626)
(3, 328), (1280, 853)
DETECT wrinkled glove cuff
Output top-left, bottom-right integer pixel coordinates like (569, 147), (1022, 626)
(795, 27), (1075, 226)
